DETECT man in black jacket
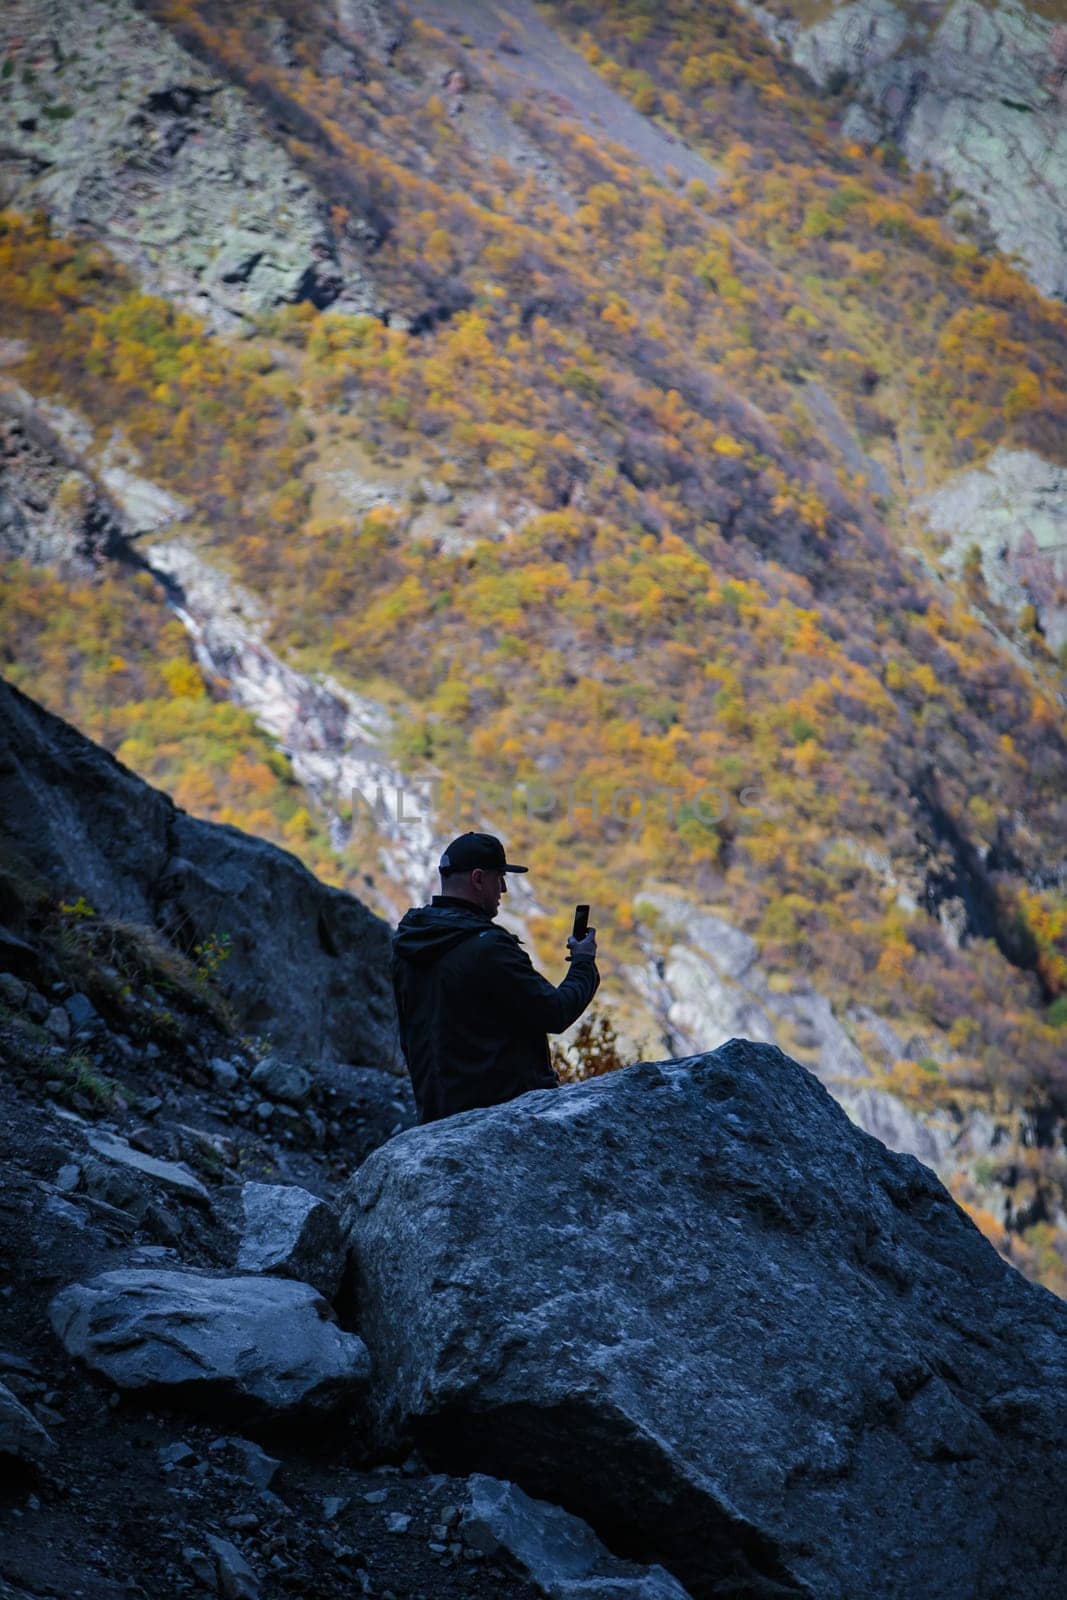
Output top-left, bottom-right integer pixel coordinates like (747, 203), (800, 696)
(392, 832), (600, 1124)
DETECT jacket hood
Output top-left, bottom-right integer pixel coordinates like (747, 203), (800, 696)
(393, 902), (493, 967)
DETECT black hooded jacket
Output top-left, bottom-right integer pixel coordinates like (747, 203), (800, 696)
(392, 895), (600, 1124)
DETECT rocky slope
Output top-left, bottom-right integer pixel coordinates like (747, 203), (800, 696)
(740, 0), (1067, 301)
(3, 752), (1064, 1599)
(0, 675), (399, 1068)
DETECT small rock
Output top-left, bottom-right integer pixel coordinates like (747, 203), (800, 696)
(363, 1488), (389, 1504)
(209, 1435), (280, 1491)
(25, 987), (49, 1025)
(0, 972), (28, 1008)
(64, 992), (98, 1029)
(255, 1101), (274, 1122)
(55, 1162), (81, 1193)
(86, 1130), (211, 1204)
(249, 1055), (312, 1107)
(461, 1475), (691, 1597)
(385, 1512), (412, 1534)
(158, 1442), (195, 1467)
(210, 1057), (240, 1090)
(206, 1533), (261, 1600)
(237, 1182), (345, 1300)
(323, 1495), (348, 1520)
(183, 1546), (215, 1587)
(0, 1379), (56, 1464)
(45, 1007), (71, 1044)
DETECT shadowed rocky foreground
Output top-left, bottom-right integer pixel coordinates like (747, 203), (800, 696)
(2, 681), (1066, 1598)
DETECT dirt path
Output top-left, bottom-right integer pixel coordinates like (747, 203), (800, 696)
(412, 0), (720, 190)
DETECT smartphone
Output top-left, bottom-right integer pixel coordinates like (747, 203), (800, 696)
(572, 904), (590, 940)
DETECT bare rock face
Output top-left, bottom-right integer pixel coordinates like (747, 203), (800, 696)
(0, 0), (375, 326)
(340, 1039), (1067, 1600)
(0, 676), (401, 1068)
(49, 1268), (371, 1418)
(740, 0), (1067, 301)
(920, 447), (1067, 653)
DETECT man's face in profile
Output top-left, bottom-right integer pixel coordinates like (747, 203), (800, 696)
(471, 867), (507, 918)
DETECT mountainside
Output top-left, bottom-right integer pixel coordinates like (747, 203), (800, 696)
(1, 0), (1066, 1292)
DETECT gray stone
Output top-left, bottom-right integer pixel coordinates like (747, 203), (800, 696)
(385, 1512), (412, 1533)
(0, 972), (28, 1008)
(55, 1162), (81, 1194)
(238, 1182), (345, 1302)
(44, 1007), (71, 1044)
(86, 1130), (211, 1205)
(184, 1547), (216, 1587)
(0, 1379), (55, 1465)
(64, 992), (98, 1029)
(340, 1040), (1067, 1600)
(205, 1533), (261, 1600)
(461, 1474), (692, 1598)
(208, 1436), (280, 1492)
(920, 449), (1067, 654)
(210, 1057), (241, 1091)
(249, 1055), (313, 1107)
(0, 676), (400, 1067)
(50, 1269), (371, 1418)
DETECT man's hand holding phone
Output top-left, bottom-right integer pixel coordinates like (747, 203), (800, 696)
(567, 903), (597, 963)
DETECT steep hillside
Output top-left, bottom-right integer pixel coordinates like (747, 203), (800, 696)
(1, 0), (1066, 1289)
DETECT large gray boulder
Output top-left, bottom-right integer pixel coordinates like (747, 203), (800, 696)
(237, 1182), (345, 1302)
(339, 1040), (1067, 1600)
(50, 1269), (371, 1418)
(0, 676), (400, 1068)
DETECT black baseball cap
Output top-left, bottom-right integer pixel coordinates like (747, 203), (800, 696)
(439, 832), (528, 876)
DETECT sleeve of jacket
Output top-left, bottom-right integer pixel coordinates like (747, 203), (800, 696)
(478, 928), (599, 1034)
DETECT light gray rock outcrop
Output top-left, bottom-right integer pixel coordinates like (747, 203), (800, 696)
(0, 1379), (56, 1466)
(50, 1268), (371, 1417)
(0, 676), (400, 1067)
(919, 447), (1067, 652)
(237, 1182), (345, 1301)
(461, 1474), (692, 1599)
(0, 0), (374, 326)
(740, 0), (1067, 300)
(627, 887), (969, 1172)
(340, 1039), (1067, 1600)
